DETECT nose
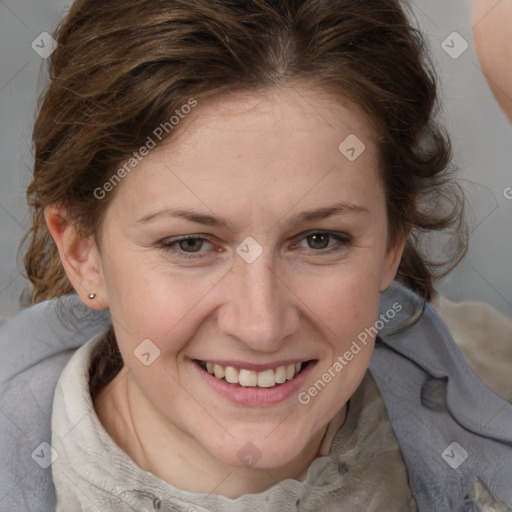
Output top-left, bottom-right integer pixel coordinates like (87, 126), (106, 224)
(217, 255), (300, 353)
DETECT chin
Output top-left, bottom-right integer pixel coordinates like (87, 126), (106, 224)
(205, 432), (307, 471)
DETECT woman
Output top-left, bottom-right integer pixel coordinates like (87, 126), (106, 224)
(0, 0), (511, 510)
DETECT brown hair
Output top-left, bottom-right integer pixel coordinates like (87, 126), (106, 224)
(23, 0), (466, 306)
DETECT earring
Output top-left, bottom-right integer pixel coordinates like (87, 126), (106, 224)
(88, 292), (96, 299)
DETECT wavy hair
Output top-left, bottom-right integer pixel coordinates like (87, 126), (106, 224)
(23, 0), (466, 306)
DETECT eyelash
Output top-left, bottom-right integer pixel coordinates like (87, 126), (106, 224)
(158, 231), (353, 260)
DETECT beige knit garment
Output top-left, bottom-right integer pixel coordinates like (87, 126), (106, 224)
(51, 338), (415, 511)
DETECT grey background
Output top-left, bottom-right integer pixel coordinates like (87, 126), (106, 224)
(0, 0), (511, 319)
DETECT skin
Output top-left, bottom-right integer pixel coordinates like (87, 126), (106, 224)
(472, 0), (512, 121)
(46, 85), (405, 498)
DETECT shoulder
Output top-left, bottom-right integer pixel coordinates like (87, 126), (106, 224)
(373, 283), (512, 508)
(0, 296), (110, 510)
(0, 296), (109, 381)
(431, 293), (512, 402)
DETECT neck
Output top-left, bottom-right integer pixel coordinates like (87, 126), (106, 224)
(94, 367), (345, 498)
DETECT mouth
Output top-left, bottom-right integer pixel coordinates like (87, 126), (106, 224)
(190, 359), (318, 407)
(192, 359), (316, 406)
(196, 360), (313, 388)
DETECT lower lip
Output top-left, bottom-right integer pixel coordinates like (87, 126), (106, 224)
(192, 360), (316, 407)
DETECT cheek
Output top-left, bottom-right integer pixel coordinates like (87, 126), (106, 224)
(294, 268), (381, 428)
(323, 279), (380, 357)
(294, 255), (384, 335)
(101, 254), (220, 354)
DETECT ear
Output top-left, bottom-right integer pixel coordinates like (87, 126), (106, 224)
(44, 205), (108, 309)
(380, 235), (406, 292)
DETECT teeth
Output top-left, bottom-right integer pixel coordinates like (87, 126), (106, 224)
(257, 369), (276, 388)
(275, 365), (286, 384)
(203, 361), (304, 388)
(224, 366), (239, 384)
(239, 369), (257, 387)
(213, 364), (225, 379)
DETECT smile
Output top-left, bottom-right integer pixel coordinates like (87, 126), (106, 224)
(198, 361), (304, 388)
(192, 359), (316, 407)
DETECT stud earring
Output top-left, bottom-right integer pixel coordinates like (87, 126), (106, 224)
(88, 293), (96, 299)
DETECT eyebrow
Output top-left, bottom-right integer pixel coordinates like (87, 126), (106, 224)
(136, 202), (369, 230)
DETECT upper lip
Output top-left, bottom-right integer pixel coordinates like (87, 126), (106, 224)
(194, 358), (315, 372)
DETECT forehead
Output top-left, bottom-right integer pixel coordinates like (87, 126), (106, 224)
(106, 85), (381, 221)
(167, 85), (375, 159)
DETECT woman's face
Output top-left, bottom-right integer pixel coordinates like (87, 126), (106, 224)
(93, 86), (403, 469)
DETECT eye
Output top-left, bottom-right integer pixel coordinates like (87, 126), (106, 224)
(158, 231), (352, 261)
(305, 233), (332, 250)
(294, 231), (352, 252)
(158, 235), (216, 259)
(176, 237), (205, 253)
